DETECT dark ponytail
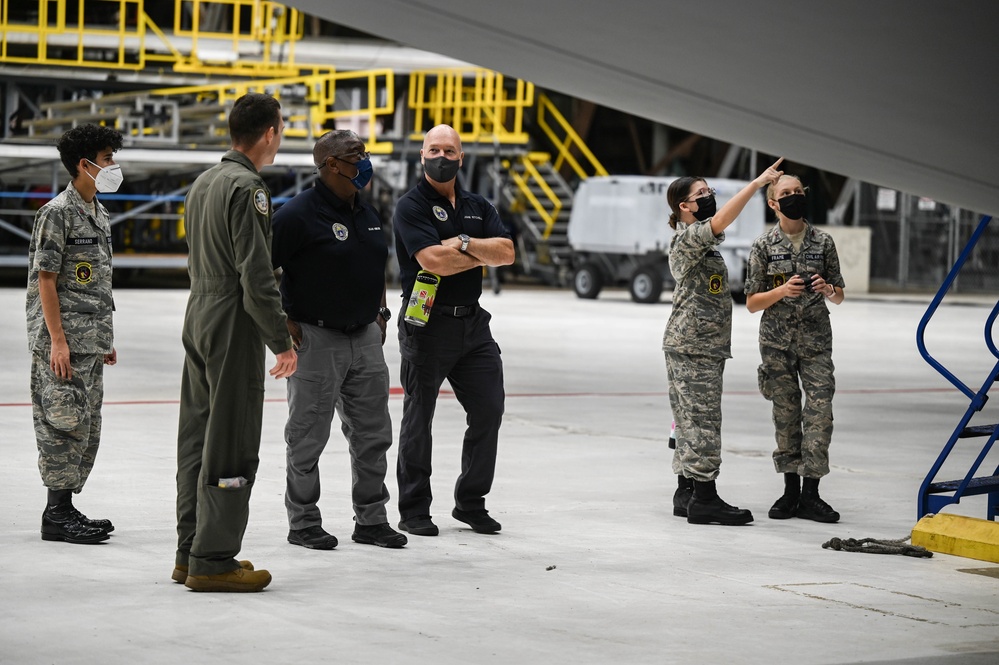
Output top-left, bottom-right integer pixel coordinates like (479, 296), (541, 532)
(666, 177), (704, 230)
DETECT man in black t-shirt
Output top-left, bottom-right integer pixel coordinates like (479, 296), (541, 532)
(272, 130), (407, 551)
(393, 124), (515, 536)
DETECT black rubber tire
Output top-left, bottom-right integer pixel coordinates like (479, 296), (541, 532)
(573, 263), (604, 299)
(629, 266), (663, 303)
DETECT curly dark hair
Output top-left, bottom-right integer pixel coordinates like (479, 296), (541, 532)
(56, 124), (124, 178)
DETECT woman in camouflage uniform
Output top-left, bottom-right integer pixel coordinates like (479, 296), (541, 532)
(664, 159), (783, 525)
(745, 174), (845, 523)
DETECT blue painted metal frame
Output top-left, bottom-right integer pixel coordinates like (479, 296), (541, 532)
(915, 215), (999, 520)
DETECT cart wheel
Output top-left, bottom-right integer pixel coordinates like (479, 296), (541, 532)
(629, 266), (663, 303)
(573, 263), (603, 299)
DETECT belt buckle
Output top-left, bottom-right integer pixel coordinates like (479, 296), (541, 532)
(453, 306), (468, 317)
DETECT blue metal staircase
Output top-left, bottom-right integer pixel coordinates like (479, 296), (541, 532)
(916, 215), (999, 521)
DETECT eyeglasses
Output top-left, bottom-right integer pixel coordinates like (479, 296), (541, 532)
(684, 187), (716, 203)
(334, 150), (370, 162)
(316, 151), (370, 171)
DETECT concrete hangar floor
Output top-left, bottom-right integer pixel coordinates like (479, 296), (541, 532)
(0, 285), (997, 664)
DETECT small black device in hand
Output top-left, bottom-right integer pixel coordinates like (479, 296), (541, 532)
(799, 273), (816, 293)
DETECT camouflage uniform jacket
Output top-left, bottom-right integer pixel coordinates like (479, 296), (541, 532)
(744, 222), (845, 353)
(184, 149), (290, 355)
(26, 181), (113, 355)
(663, 219), (732, 359)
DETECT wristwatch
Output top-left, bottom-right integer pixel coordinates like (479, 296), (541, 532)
(458, 233), (470, 253)
(378, 306), (392, 321)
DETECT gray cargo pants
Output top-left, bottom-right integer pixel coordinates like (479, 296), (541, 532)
(284, 321), (393, 529)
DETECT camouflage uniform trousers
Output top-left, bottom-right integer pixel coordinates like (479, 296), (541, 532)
(30, 351), (104, 491)
(665, 351), (725, 482)
(758, 344), (834, 478)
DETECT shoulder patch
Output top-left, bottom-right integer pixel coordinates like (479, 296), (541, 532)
(253, 189), (269, 215)
(432, 205), (448, 222)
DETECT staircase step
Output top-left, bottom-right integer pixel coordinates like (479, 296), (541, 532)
(927, 475), (999, 495)
(959, 424), (998, 438)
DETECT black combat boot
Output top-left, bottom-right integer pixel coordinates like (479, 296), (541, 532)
(672, 475), (694, 517)
(687, 480), (754, 525)
(768, 473), (801, 520)
(68, 504), (115, 533)
(796, 477), (840, 523)
(41, 489), (110, 544)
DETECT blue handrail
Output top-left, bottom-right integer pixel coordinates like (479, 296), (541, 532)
(985, 300), (999, 360)
(0, 191), (292, 204)
(915, 215), (992, 406)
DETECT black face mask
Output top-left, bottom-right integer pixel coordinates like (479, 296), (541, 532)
(777, 193), (806, 220)
(423, 156), (460, 183)
(691, 194), (717, 221)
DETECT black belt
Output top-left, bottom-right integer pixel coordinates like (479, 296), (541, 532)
(434, 304), (478, 318)
(297, 318), (368, 333)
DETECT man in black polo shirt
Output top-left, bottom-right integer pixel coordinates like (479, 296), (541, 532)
(394, 124), (515, 536)
(272, 130), (407, 550)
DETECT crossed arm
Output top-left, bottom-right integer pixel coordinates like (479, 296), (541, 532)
(414, 236), (515, 276)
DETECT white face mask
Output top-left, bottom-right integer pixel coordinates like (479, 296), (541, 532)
(86, 159), (124, 193)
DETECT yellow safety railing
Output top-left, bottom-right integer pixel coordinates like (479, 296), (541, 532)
(507, 152), (564, 240)
(170, 0), (305, 74)
(536, 93), (608, 179)
(147, 70), (396, 152)
(409, 69), (533, 144)
(498, 97), (605, 240)
(0, 0), (311, 77)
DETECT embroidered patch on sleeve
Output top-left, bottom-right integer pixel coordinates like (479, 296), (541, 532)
(253, 189), (269, 215)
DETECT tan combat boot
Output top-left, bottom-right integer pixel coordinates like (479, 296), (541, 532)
(172, 559), (254, 584)
(184, 565), (271, 592)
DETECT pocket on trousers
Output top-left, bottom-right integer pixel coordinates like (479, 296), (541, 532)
(41, 379), (87, 431)
(399, 336), (427, 366)
(758, 364), (775, 401)
(201, 482), (253, 531)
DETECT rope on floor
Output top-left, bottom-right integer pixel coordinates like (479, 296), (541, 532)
(821, 535), (933, 558)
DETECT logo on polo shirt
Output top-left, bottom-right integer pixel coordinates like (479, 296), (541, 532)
(332, 223), (349, 241)
(432, 206), (448, 222)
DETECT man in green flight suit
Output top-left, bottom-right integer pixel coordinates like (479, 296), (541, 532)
(173, 93), (297, 593)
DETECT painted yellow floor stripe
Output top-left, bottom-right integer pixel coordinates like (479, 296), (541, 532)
(912, 513), (999, 564)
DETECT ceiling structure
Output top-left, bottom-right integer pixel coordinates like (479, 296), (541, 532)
(289, 0), (999, 215)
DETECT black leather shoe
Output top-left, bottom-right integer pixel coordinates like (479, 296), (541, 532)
(69, 507), (114, 533)
(687, 496), (754, 525)
(797, 493), (840, 523)
(287, 525), (338, 549)
(352, 523), (408, 548)
(398, 515), (439, 536)
(673, 486), (694, 517)
(41, 505), (110, 544)
(452, 508), (501, 534)
(768, 493), (799, 520)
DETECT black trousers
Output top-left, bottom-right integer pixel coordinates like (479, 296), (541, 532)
(396, 307), (504, 520)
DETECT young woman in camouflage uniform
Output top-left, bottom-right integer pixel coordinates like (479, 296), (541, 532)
(745, 174), (845, 523)
(664, 159), (783, 525)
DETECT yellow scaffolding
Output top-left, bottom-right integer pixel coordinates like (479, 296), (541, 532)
(0, 0), (313, 77)
(409, 68), (533, 144)
(146, 69), (396, 151)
